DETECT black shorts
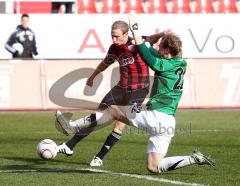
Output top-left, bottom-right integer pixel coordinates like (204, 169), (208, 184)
(98, 85), (149, 110)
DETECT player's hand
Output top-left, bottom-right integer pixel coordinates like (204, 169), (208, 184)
(128, 13), (141, 37)
(86, 77), (94, 87)
(128, 13), (138, 32)
(163, 29), (172, 35)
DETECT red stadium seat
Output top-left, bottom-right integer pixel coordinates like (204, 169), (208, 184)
(14, 2), (52, 13)
(78, 0), (97, 13)
(212, 0), (226, 13)
(123, 0), (144, 13)
(146, 0), (167, 13)
(101, 0), (120, 13)
(182, 0), (203, 13)
(165, 0), (179, 13)
(227, 0), (240, 12)
(10, 0), (239, 14)
(204, 0), (214, 12)
(205, 0), (226, 13)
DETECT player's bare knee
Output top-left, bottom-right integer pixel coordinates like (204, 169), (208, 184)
(114, 122), (126, 134)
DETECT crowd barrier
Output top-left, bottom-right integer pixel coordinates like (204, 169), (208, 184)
(0, 59), (239, 110)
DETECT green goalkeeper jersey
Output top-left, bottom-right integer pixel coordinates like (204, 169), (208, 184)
(137, 43), (187, 115)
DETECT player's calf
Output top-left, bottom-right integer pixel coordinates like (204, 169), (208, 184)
(55, 110), (114, 135)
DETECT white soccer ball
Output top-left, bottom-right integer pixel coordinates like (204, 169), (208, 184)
(13, 43), (24, 55)
(36, 139), (58, 160)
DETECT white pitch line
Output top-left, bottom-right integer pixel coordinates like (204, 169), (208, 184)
(0, 170), (37, 173)
(192, 129), (229, 132)
(84, 168), (206, 186)
(0, 168), (206, 186)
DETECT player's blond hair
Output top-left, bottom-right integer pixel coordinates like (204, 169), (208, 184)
(160, 34), (182, 57)
(111, 20), (129, 34)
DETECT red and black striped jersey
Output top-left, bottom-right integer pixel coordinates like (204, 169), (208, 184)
(103, 37), (150, 90)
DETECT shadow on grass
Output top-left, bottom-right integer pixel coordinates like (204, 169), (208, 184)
(0, 156), (100, 174)
(0, 156), (89, 166)
(0, 165), (105, 174)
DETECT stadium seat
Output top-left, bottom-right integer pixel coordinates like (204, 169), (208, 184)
(123, 0), (144, 13)
(165, 0), (179, 13)
(14, 2), (52, 13)
(78, 0), (97, 13)
(234, 0), (240, 12)
(101, 0), (120, 13)
(227, 0), (240, 12)
(204, 0), (226, 13)
(181, 0), (203, 13)
(146, 0), (167, 13)
(9, 0), (238, 14)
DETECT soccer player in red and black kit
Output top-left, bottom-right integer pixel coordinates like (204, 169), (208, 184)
(57, 20), (171, 166)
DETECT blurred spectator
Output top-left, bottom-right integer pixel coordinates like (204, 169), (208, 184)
(51, 1), (74, 13)
(5, 14), (38, 59)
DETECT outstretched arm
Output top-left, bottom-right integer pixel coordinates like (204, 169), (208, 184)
(128, 14), (171, 45)
(147, 29), (172, 45)
(86, 61), (108, 87)
(128, 14), (144, 45)
(128, 14), (158, 69)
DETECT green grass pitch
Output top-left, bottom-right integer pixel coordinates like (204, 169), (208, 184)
(0, 109), (239, 186)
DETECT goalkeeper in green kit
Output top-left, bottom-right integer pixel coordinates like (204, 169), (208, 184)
(56, 15), (215, 173)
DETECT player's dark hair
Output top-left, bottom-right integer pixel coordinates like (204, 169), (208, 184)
(112, 20), (129, 34)
(21, 14), (29, 19)
(160, 34), (182, 57)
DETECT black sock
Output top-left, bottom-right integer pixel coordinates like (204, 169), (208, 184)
(66, 133), (89, 150)
(96, 131), (122, 160)
(66, 113), (97, 150)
